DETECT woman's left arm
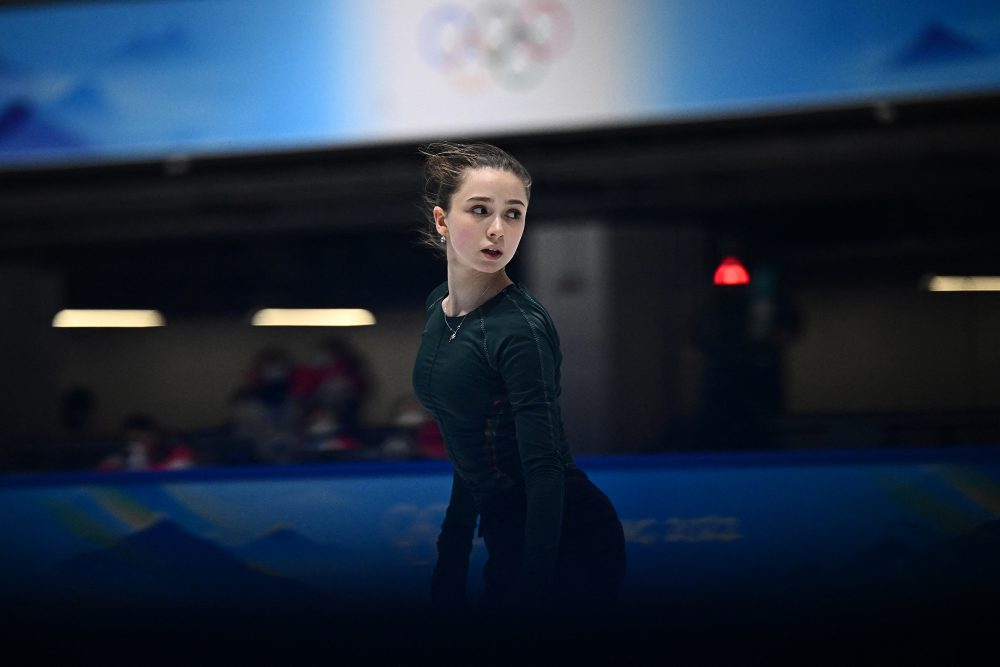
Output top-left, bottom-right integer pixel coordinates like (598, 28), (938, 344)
(499, 322), (566, 596)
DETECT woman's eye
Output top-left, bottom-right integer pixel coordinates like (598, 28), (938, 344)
(471, 205), (487, 215)
(506, 209), (522, 220)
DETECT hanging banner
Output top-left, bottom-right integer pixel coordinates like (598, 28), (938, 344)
(1, 0), (999, 167)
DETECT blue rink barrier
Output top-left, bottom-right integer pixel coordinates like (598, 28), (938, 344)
(3, 447), (1000, 657)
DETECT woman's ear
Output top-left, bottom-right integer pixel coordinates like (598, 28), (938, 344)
(433, 206), (447, 236)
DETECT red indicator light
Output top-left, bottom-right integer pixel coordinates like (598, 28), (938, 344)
(713, 257), (750, 286)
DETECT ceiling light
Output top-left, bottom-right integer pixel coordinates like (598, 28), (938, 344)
(251, 308), (376, 327)
(52, 309), (165, 328)
(924, 275), (1000, 292)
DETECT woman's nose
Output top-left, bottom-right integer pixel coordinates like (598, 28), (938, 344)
(487, 216), (504, 239)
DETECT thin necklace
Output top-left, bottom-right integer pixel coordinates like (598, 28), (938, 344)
(443, 279), (497, 342)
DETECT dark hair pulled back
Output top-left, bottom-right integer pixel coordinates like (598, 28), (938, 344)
(418, 142), (532, 254)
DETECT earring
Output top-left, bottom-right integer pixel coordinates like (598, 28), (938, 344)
(440, 235), (446, 243)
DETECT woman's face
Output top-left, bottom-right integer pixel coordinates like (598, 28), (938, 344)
(434, 167), (528, 274)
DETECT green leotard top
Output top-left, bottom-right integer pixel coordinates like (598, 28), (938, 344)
(412, 280), (576, 590)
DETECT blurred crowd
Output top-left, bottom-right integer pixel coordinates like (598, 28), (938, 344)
(11, 337), (445, 475)
(223, 338), (444, 466)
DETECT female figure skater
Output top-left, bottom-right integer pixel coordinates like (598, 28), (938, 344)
(412, 142), (626, 619)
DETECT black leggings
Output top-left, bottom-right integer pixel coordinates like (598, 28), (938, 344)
(478, 468), (627, 616)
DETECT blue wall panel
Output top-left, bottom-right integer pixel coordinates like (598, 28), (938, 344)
(4, 448), (999, 611)
(5, 448), (999, 659)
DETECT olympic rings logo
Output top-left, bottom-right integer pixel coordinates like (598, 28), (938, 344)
(419, 0), (574, 91)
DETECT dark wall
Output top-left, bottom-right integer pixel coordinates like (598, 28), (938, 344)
(2, 94), (1000, 450)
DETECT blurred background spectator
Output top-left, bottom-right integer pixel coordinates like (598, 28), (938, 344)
(291, 337), (371, 438)
(377, 394), (446, 460)
(692, 265), (801, 451)
(97, 414), (195, 472)
(228, 345), (299, 464)
(298, 402), (364, 460)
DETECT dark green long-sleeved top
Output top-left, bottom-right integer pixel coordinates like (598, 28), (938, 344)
(413, 280), (576, 594)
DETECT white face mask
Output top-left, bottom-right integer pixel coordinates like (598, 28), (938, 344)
(307, 416), (339, 435)
(395, 409), (425, 427)
(126, 442), (149, 469)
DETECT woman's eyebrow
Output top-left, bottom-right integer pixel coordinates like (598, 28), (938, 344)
(465, 196), (526, 206)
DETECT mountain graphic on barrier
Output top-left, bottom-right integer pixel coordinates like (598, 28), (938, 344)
(849, 518), (1000, 575)
(803, 517), (1000, 618)
(53, 517), (328, 610)
(235, 524), (360, 588)
(54, 82), (111, 117)
(892, 21), (989, 68)
(923, 517), (1000, 574)
(666, 517), (1000, 634)
(0, 99), (86, 153)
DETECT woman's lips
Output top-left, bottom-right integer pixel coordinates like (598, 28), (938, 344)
(482, 248), (502, 259)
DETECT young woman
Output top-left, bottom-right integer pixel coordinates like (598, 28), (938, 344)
(411, 142), (626, 618)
